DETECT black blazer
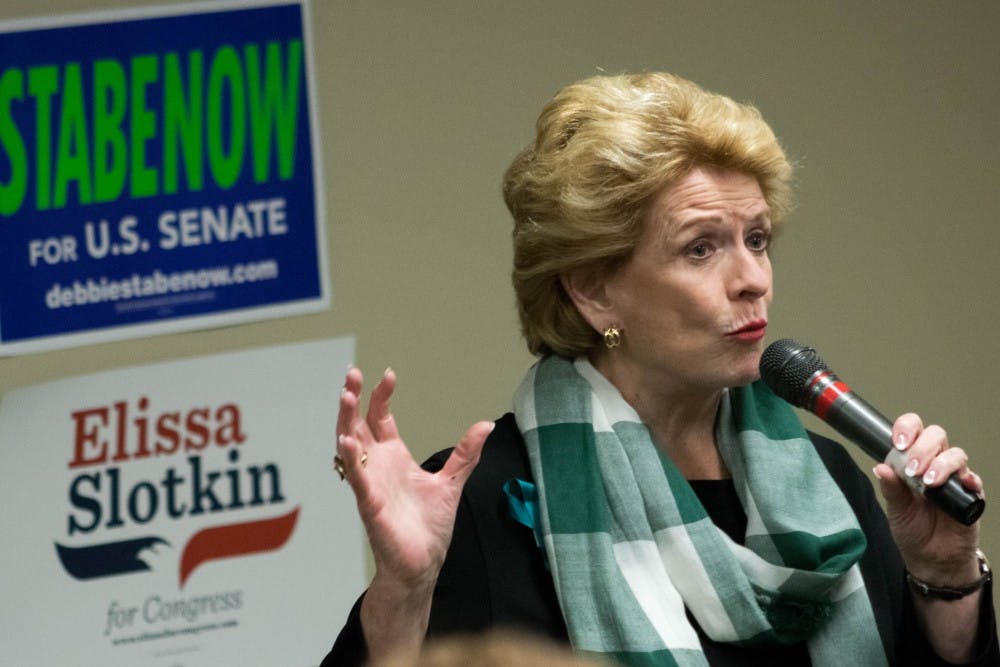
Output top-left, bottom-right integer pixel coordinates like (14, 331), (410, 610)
(323, 413), (997, 666)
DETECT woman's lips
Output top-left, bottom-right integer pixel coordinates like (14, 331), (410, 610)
(728, 321), (767, 342)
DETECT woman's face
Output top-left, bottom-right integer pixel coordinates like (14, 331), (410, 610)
(600, 167), (773, 394)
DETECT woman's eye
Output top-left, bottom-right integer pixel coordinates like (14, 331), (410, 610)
(746, 231), (770, 252)
(688, 242), (712, 258)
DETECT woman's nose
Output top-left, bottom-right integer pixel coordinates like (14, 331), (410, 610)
(729, 248), (771, 300)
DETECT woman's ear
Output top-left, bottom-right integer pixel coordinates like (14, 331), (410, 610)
(560, 268), (617, 333)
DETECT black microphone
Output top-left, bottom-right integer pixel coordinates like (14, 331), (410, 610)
(759, 338), (984, 526)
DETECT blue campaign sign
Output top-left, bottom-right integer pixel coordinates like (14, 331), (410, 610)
(0, 0), (328, 354)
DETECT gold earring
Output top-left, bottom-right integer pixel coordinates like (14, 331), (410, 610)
(603, 326), (621, 349)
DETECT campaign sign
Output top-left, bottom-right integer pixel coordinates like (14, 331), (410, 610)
(0, 0), (328, 355)
(0, 338), (364, 666)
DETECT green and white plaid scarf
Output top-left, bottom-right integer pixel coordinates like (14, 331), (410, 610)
(513, 356), (888, 667)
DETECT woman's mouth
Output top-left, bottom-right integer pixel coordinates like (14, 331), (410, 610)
(727, 320), (767, 342)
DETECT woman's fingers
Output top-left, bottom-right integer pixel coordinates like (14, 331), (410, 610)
(439, 421), (494, 485)
(367, 368), (400, 441)
(336, 366), (400, 445)
(903, 425), (948, 480)
(919, 447), (969, 487)
(337, 367), (364, 437)
(336, 432), (372, 500)
(888, 411), (984, 498)
(334, 369), (495, 520)
(891, 412), (923, 451)
(892, 414), (951, 482)
(960, 469), (985, 495)
(333, 367), (398, 507)
(344, 366), (363, 396)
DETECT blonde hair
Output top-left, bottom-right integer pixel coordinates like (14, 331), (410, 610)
(374, 630), (604, 667)
(503, 72), (793, 357)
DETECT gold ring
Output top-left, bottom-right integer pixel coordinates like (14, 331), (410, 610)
(334, 455), (346, 480)
(361, 452), (368, 466)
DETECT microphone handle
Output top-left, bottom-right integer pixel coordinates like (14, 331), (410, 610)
(823, 392), (985, 526)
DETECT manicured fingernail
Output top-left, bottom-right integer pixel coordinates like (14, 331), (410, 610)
(872, 466), (883, 480)
(894, 434), (908, 450)
(922, 469), (938, 484)
(905, 458), (920, 477)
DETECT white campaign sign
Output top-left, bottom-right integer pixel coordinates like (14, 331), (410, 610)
(0, 338), (363, 666)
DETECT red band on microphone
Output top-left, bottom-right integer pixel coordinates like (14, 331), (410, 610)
(810, 372), (852, 419)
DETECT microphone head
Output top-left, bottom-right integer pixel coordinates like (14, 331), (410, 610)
(759, 338), (829, 407)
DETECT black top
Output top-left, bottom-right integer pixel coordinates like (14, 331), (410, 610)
(323, 413), (998, 666)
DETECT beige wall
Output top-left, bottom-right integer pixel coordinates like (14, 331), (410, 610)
(3, 0), (998, 614)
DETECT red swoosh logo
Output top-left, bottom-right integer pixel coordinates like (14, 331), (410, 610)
(179, 506), (300, 588)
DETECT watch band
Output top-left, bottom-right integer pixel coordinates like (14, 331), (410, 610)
(906, 549), (992, 601)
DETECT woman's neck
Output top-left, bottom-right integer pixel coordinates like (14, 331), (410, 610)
(589, 353), (731, 480)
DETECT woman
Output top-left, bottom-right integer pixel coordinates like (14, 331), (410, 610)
(323, 72), (996, 666)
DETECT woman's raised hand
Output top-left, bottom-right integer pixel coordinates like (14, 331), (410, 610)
(335, 367), (493, 659)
